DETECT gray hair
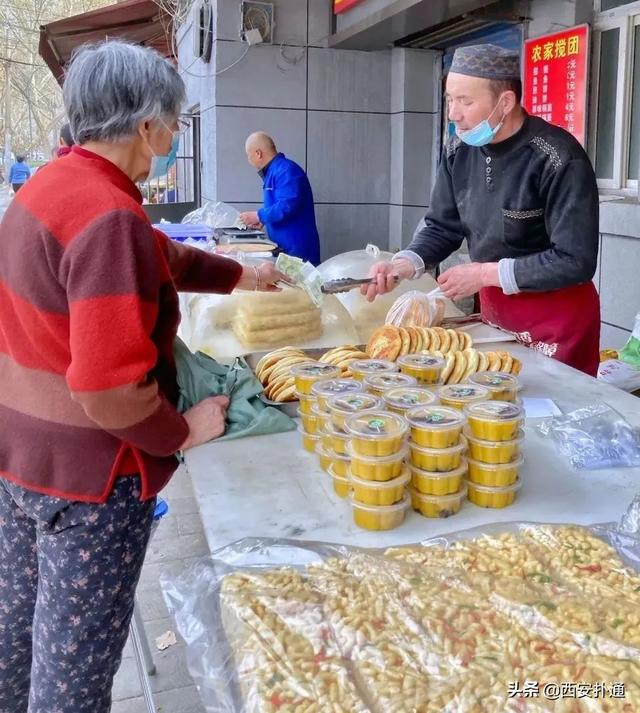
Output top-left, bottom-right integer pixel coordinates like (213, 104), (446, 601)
(63, 40), (186, 144)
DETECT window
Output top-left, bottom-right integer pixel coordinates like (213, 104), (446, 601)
(592, 1), (640, 190)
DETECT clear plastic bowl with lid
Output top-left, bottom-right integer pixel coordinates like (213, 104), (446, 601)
(347, 444), (408, 482)
(438, 384), (491, 411)
(397, 354), (446, 384)
(297, 424), (320, 453)
(328, 463), (351, 498)
(327, 392), (382, 431)
(344, 411), (408, 457)
(464, 401), (524, 442)
(410, 460), (467, 496)
(297, 408), (319, 435)
(467, 455), (524, 487)
(291, 362), (341, 395)
(409, 484), (467, 518)
(405, 406), (465, 449)
(317, 445), (350, 477)
(320, 424), (350, 455)
(311, 378), (363, 412)
(351, 493), (409, 530)
(383, 386), (437, 415)
(364, 372), (417, 397)
(348, 358), (398, 381)
(297, 393), (316, 415)
(408, 439), (466, 472)
(464, 427), (524, 464)
(467, 479), (521, 508)
(350, 466), (409, 506)
(468, 371), (520, 402)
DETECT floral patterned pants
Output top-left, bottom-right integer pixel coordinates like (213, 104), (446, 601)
(0, 476), (155, 713)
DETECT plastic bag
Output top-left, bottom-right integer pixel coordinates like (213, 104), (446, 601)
(161, 516), (640, 713)
(537, 403), (640, 470)
(619, 312), (640, 368)
(182, 201), (245, 230)
(385, 288), (446, 328)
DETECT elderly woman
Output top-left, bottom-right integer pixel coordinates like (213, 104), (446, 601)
(0, 41), (285, 712)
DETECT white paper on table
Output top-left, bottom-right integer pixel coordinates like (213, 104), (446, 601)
(522, 397), (562, 419)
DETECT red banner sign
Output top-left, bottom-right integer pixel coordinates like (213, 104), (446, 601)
(522, 24), (589, 146)
(334, 0), (365, 14)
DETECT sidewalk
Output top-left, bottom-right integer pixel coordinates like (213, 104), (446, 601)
(111, 465), (207, 713)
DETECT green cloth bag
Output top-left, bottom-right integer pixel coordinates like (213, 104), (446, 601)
(173, 338), (296, 442)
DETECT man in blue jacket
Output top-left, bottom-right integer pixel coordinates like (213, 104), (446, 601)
(240, 132), (321, 265)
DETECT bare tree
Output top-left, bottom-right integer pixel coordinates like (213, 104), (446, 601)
(0, 0), (108, 170)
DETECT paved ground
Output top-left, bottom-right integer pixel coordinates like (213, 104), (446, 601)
(111, 465), (208, 713)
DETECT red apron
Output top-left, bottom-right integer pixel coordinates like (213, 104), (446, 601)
(479, 283), (601, 377)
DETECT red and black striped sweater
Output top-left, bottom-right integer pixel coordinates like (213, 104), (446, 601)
(0, 146), (242, 502)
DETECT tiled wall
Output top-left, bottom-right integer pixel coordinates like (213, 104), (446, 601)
(177, 0), (440, 261)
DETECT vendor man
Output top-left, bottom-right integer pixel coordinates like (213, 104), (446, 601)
(240, 132), (321, 265)
(364, 44), (601, 376)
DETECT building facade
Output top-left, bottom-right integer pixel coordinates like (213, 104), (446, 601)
(177, 0), (640, 348)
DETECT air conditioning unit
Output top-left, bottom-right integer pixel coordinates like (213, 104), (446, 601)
(240, 1), (274, 45)
(192, 0), (213, 62)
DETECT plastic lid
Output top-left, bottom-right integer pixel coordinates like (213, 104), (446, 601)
(468, 371), (519, 390)
(326, 463), (351, 484)
(349, 492), (410, 513)
(439, 384), (491, 404)
(291, 362), (341, 379)
(297, 407), (318, 420)
(364, 372), (417, 391)
(327, 392), (382, 415)
(323, 423), (350, 440)
(297, 424), (320, 440)
(296, 392), (316, 402)
(409, 483), (467, 503)
(463, 427), (525, 447)
(464, 400), (524, 422)
(383, 387), (437, 411)
(467, 477), (522, 493)
(348, 359), (398, 375)
(408, 440), (467, 458)
(317, 444), (350, 462)
(405, 405), (465, 429)
(346, 443), (409, 464)
(312, 378), (364, 399)
(397, 354), (446, 370)
(344, 411), (408, 441)
(467, 455), (524, 471)
(409, 459), (468, 481)
(349, 465), (410, 489)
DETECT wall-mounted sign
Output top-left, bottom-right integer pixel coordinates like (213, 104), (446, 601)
(334, 0), (365, 14)
(522, 24), (589, 146)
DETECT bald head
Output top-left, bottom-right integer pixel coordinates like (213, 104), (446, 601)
(245, 131), (277, 169)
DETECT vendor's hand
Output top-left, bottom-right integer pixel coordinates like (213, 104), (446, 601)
(180, 395), (230, 450)
(437, 262), (500, 300)
(361, 259), (414, 302)
(239, 211), (261, 228)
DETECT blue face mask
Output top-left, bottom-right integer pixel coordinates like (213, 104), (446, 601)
(455, 96), (505, 147)
(147, 132), (180, 180)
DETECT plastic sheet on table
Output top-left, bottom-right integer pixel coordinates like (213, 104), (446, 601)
(161, 511), (640, 713)
(537, 403), (640, 470)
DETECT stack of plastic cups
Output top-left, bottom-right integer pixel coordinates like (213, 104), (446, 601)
(311, 379), (365, 495)
(405, 405), (469, 518)
(292, 362), (341, 455)
(323, 392), (383, 498)
(463, 400), (525, 508)
(344, 411), (410, 530)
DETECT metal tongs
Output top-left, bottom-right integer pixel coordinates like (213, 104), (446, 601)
(321, 276), (400, 294)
